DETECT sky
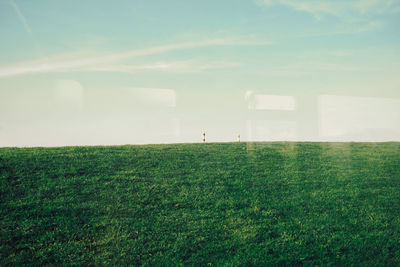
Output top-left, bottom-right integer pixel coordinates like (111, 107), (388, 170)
(0, 0), (400, 146)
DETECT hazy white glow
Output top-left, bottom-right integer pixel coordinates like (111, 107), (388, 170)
(54, 80), (84, 110)
(1, 0), (399, 147)
(247, 119), (297, 141)
(247, 93), (296, 110)
(128, 88), (176, 107)
(318, 95), (400, 141)
(170, 118), (181, 137)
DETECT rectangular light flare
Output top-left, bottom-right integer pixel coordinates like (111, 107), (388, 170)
(318, 95), (400, 141)
(251, 94), (296, 111)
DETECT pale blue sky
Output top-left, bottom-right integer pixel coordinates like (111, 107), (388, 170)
(1, 0), (400, 146)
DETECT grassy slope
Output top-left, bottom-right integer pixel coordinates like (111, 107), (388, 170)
(1, 142), (400, 265)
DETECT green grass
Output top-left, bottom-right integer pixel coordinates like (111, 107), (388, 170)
(1, 142), (400, 265)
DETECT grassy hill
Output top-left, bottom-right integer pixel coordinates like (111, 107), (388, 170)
(1, 142), (400, 265)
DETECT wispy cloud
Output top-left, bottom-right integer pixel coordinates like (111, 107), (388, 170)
(9, 0), (32, 35)
(0, 37), (267, 77)
(86, 60), (241, 74)
(257, 0), (400, 18)
(256, 60), (378, 77)
(9, 0), (43, 57)
(281, 61), (374, 72)
(289, 20), (382, 39)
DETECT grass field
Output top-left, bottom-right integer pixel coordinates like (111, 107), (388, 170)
(1, 142), (400, 265)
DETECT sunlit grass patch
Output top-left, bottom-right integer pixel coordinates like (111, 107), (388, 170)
(1, 142), (400, 265)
